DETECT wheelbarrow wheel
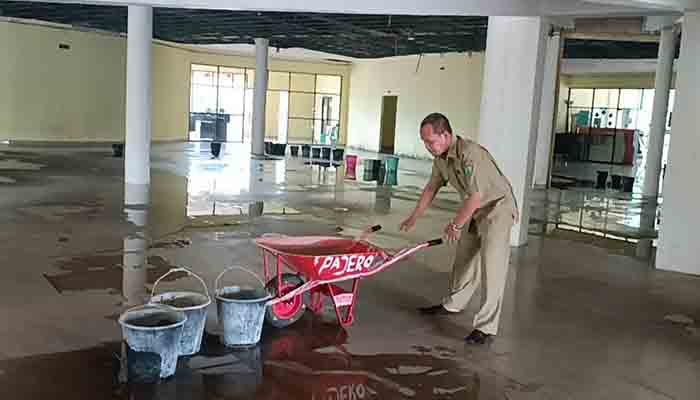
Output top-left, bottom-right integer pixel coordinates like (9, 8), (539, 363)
(265, 274), (307, 328)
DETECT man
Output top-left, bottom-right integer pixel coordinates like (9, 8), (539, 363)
(399, 113), (518, 345)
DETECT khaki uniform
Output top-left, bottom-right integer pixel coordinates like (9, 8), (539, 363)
(429, 136), (518, 335)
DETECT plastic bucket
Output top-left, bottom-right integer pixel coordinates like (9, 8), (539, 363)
(119, 304), (187, 381)
(215, 266), (272, 347)
(149, 268), (211, 356)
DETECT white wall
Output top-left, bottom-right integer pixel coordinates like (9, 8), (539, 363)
(347, 52), (484, 158)
(0, 22), (127, 141)
(0, 20), (351, 144)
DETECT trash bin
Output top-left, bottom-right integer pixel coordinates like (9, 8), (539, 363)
(312, 147), (321, 159)
(290, 145), (299, 157)
(321, 147), (331, 160)
(345, 155), (358, 180)
(301, 145), (311, 158)
(622, 176), (635, 193)
(377, 160), (386, 185)
(611, 174), (623, 190)
(596, 171), (608, 189)
(362, 159), (381, 181)
(210, 142), (222, 158)
(112, 143), (124, 158)
(384, 157), (399, 186)
(272, 143), (286, 156)
(332, 148), (344, 162)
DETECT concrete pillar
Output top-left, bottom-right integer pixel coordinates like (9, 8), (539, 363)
(124, 5), (153, 186)
(251, 38), (269, 157)
(656, 12), (700, 274)
(533, 30), (563, 188)
(637, 25), (677, 259)
(478, 17), (549, 246)
(644, 27), (677, 198)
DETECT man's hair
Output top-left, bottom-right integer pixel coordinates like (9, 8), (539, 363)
(420, 113), (453, 135)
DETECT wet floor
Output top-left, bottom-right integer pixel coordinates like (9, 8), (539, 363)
(0, 316), (531, 400)
(1, 142), (700, 399)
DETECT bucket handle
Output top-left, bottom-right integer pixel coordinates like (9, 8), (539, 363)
(150, 267), (210, 302)
(215, 265), (266, 292)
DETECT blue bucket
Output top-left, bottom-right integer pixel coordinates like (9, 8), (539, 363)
(118, 304), (187, 380)
(149, 268), (211, 356)
(215, 266), (272, 347)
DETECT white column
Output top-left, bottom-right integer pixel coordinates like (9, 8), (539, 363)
(637, 25), (677, 259)
(533, 30), (563, 188)
(124, 5), (153, 186)
(656, 12), (700, 274)
(122, 183), (150, 306)
(478, 17), (549, 246)
(644, 27), (677, 197)
(252, 38), (269, 157)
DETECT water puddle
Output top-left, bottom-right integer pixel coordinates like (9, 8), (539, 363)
(0, 159), (45, 171)
(44, 254), (179, 294)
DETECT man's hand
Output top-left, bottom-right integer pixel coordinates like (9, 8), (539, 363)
(443, 223), (463, 243)
(399, 215), (418, 232)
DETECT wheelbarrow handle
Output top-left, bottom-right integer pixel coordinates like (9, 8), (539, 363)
(427, 238), (443, 247)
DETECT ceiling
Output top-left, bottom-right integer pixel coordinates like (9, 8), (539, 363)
(0, 1), (670, 59)
(564, 38), (673, 59)
(0, 2), (488, 58)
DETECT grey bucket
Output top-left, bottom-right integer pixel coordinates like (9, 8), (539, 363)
(118, 304), (187, 380)
(149, 268), (211, 356)
(215, 266), (272, 347)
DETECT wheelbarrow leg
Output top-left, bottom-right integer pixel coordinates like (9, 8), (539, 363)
(308, 288), (324, 315)
(327, 279), (360, 328)
(262, 249), (270, 282)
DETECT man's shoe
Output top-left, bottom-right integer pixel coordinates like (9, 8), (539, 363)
(464, 329), (492, 345)
(418, 304), (452, 315)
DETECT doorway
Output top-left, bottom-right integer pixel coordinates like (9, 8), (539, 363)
(379, 96), (398, 154)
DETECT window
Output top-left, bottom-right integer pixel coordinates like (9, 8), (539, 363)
(190, 65), (342, 145)
(562, 88), (674, 165)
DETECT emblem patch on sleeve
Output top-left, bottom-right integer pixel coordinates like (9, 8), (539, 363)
(464, 164), (473, 178)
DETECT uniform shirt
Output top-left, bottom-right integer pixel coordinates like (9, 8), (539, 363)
(429, 135), (518, 222)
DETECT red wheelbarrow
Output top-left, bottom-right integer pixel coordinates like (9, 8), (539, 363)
(256, 226), (442, 328)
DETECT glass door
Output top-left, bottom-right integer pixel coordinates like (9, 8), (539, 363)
(217, 67), (246, 142)
(189, 65), (218, 141)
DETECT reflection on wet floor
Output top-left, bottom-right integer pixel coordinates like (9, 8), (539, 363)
(0, 316), (532, 400)
(529, 187), (660, 241)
